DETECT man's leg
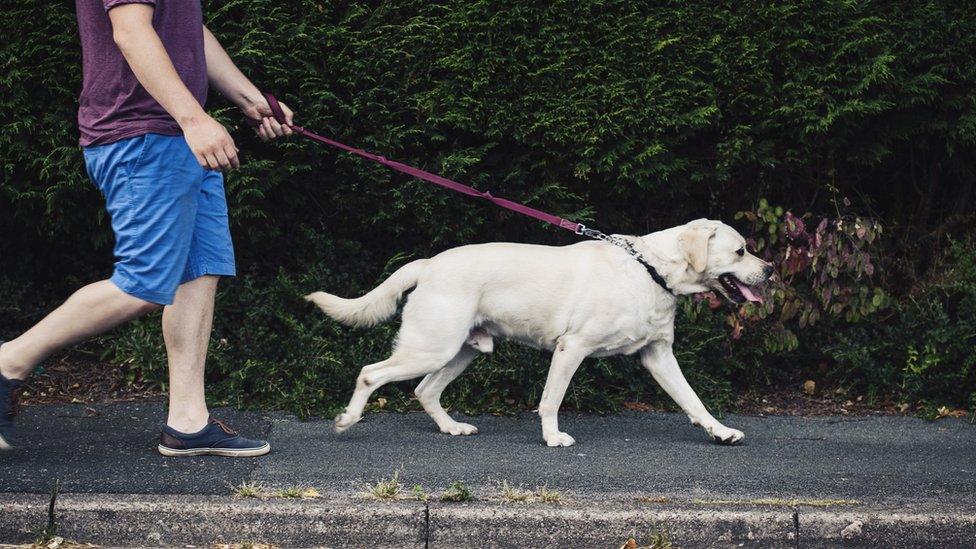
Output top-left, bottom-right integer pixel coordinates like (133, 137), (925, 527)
(162, 275), (218, 433)
(156, 274), (269, 457)
(153, 165), (268, 457)
(0, 281), (158, 380)
(0, 280), (157, 450)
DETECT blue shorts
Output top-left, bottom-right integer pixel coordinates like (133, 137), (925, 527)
(83, 133), (236, 305)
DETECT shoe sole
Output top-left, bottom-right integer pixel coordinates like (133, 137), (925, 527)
(0, 434), (12, 451)
(157, 443), (270, 458)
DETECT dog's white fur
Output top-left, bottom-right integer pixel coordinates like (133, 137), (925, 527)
(307, 219), (771, 446)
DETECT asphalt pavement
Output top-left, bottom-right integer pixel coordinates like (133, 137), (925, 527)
(3, 402), (974, 501)
(1, 402), (974, 547)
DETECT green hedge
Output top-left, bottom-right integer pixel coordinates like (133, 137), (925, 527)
(1, 1), (975, 416)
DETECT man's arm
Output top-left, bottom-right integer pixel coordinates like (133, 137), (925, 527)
(202, 26), (294, 142)
(109, 4), (238, 170)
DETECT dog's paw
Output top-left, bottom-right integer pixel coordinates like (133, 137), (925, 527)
(711, 427), (745, 445)
(544, 432), (576, 447)
(333, 412), (361, 433)
(440, 422), (479, 436)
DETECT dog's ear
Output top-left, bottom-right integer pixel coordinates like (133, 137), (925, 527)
(678, 225), (716, 273)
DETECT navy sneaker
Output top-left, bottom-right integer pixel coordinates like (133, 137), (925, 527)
(0, 343), (26, 451)
(158, 417), (270, 457)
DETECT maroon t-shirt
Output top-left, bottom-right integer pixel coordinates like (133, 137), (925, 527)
(75, 0), (208, 146)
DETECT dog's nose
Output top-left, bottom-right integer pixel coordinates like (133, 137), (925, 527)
(763, 264), (774, 279)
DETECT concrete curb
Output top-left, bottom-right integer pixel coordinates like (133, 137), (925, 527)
(1, 493), (974, 548)
(0, 494), (424, 548)
(427, 501), (797, 547)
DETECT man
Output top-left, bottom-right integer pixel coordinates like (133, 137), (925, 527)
(0, 0), (293, 456)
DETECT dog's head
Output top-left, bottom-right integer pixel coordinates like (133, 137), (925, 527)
(671, 219), (773, 303)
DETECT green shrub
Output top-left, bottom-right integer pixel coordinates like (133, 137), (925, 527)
(2, 1), (975, 415)
(826, 238), (976, 408)
(4, 1), (975, 281)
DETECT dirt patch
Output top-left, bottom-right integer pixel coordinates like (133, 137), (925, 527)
(732, 388), (920, 417)
(620, 385), (926, 417)
(18, 354), (163, 406)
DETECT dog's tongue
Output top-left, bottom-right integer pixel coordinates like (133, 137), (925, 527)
(733, 278), (763, 304)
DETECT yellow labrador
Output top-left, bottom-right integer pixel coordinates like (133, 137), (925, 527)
(307, 219), (772, 446)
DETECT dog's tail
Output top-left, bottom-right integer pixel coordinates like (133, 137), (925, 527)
(304, 259), (429, 328)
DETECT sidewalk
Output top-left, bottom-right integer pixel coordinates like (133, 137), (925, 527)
(2, 402), (974, 547)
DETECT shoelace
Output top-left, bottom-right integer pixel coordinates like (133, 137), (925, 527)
(211, 418), (238, 436)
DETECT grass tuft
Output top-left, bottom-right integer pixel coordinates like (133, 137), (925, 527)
(500, 480), (532, 503)
(231, 481), (268, 499)
(441, 481), (473, 502)
(365, 469), (404, 500)
(274, 487), (321, 499)
(635, 495), (670, 504)
(692, 497), (860, 507)
(411, 484), (429, 502)
(231, 481), (320, 500)
(620, 528), (672, 549)
(535, 485), (562, 504)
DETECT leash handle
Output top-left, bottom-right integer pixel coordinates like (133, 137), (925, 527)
(244, 92), (298, 132)
(263, 92), (289, 126)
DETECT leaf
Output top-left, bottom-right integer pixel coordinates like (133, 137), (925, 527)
(803, 380), (816, 395)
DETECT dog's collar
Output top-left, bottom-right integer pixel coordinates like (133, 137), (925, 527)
(577, 226), (674, 295)
(633, 255), (674, 295)
(618, 240), (674, 295)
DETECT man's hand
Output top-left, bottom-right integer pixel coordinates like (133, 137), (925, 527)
(181, 115), (239, 170)
(243, 97), (295, 142)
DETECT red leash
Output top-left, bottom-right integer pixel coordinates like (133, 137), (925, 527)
(257, 93), (674, 293)
(259, 93), (583, 234)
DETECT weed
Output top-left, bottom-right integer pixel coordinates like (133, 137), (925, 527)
(365, 469), (403, 500)
(441, 481), (473, 502)
(411, 484), (429, 502)
(692, 497), (860, 507)
(231, 481), (320, 500)
(635, 495), (670, 504)
(647, 529), (673, 549)
(231, 481), (267, 499)
(500, 480), (532, 503)
(535, 485), (562, 504)
(620, 528), (672, 549)
(274, 487), (321, 499)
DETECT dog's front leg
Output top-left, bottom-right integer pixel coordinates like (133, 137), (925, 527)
(538, 338), (590, 447)
(640, 341), (744, 445)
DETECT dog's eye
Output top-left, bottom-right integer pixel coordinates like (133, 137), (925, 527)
(735, 247), (745, 257)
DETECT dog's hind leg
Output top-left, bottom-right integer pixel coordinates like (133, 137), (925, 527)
(415, 345), (480, 435)
(333, 356), (394, 433)
(334, 342), (472, 433)
(334, 289), (475, 433)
